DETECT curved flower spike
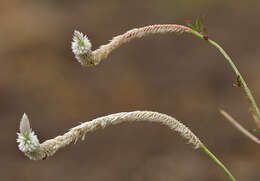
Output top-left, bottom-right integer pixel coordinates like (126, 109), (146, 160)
(17, 111), (201, 160)
(72, 25), (191, 66)
(16, 111), (235, 180)
(71, 24), (260, 131)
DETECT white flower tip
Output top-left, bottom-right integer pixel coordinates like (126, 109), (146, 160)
(17, 113), (40, 153)
(72, 30), (92, 54)
(71, 30), (95, 66)
(20, 113), (31, 134)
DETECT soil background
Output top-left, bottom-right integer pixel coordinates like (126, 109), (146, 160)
(1, 0), (260, 180)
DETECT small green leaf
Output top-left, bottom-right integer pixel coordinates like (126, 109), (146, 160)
(187, 17), (208, 34)
(200, 16), (205, 26)
(195, 19), (201, 32)
(251, 129), (260, 133)
(237, 75), (242, 87)
(203, 27), (208, 35)
(187, 22), (197, 31)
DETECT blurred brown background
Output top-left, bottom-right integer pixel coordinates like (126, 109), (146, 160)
(1, 0), (260, 180)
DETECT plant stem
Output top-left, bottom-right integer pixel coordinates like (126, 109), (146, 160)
(189, 30), (260, 127)
(200, 144), (236, 181)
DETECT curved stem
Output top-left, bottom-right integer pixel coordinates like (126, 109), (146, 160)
(189, 30), (260, 127)
(200, 144), (236, 181)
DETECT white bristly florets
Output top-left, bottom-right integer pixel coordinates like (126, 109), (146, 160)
(71, 30), (92, 65)
(16, 113), (40, 153)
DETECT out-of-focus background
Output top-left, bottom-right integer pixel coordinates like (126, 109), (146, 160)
(1, 0), (260, 180)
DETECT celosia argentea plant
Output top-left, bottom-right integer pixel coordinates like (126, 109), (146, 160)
(17, 18), (260, 181)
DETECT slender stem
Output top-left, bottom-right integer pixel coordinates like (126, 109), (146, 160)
(200, 144), (236, 181)
(220, 109), (260, 144)
(189, 30), (260, 127)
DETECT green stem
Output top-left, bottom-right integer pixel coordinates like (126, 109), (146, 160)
(190, 30), (240, 180)
(189, 30), (260, 126)
(200, 144), (236, 181)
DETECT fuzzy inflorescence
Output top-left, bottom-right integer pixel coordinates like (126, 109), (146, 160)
(71, 30), (93, 66)
(17, 111), (202, 160)
(17, 113), (40, 153)
(72, 25), (192, 67)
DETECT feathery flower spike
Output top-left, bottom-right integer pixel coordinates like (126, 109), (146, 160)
(72, 25), (191, 66)
(17, 111), (201, 160)
(16, 112), (235, 180)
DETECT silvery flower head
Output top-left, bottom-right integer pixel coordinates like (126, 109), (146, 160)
(71, 30), (92, 64)
(17, 113), (40, 153)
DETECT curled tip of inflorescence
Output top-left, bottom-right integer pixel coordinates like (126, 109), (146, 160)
(71, 30), (96, 66)
(17, 113), (40, 153)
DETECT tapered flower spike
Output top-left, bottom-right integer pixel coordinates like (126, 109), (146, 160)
(72, 25), (190, 66)
(17, 111), (202, 160)
(17, 113), (40, 153)
(16, 111), (235, 180)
